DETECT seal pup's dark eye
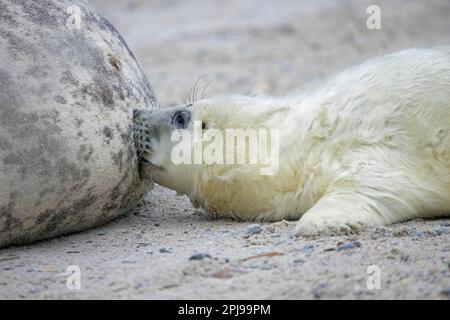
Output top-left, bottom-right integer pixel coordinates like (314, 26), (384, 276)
(172, 110), (191, 129)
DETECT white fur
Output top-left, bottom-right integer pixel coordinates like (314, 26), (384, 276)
(143, 47), (450, 236)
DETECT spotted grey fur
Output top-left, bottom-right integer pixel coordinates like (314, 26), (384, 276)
(0, 0), (157, 247)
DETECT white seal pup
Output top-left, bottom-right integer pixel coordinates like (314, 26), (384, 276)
(134, 47), (450, 236)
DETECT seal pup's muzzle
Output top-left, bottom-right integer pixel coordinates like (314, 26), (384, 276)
(133, 106), (192, 177)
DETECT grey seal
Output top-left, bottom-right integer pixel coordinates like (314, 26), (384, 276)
(0, 0), (156, 247)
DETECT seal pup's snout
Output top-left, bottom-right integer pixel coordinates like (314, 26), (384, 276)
(133, 106), (193, 177)
(133, 109), (153, 162)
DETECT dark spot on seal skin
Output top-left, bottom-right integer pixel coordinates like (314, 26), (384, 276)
(25, 65), (49, 78)
(60, 70), (80, 86)
(0, 193), (23, 238)
(112, 150), (124, 173)
(54, 95), (67, 104)
(0, 207), (23, 240)
(44, 109), (61, 125)
(79, 81), (115, 108)
(86, 148), (93, 161)
(78, 145), (86, 160)
(121, 132), (131, 144)
(16, 0), (62, 28)
(57, 158), (90, 189)
(82, 168), (90, 177)
(77, 145), (94, 162)
(103, 126), (113, 141)
(1, 31), (38, 61)
(68, 168), (91, 193)
(110, 186), (120, 201)
(117, 123), (133, 144)
(96, 77), (115, 108)
(0, 137), (12, 149)
(102, 202), (118, 213)
(38, 187), (54, 198)
(74, 117), (84, 128)
(0, 3), (18, 27)
(112, 84), (126, 101)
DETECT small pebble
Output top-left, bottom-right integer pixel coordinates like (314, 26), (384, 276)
(210, 268), (234, 279)
(434, 226), (450, 236)
(336, 241), (362, 252)
(244, 224), (263, 238)
(409, 230), (425, 238)
(189, 253), (212, 261)
(137, 242), (151, 248)
(302, 244), (315, 253)
(159, 248), (171, 253)
(265, 226), (276, 233)
(260, 264), (272, 270)
(0, 256), (19, 262)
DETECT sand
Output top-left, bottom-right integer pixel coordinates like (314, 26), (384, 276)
(1, 0), (450, 299)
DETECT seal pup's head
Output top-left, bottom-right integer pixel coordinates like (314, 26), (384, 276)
(133, 95), (289, 220)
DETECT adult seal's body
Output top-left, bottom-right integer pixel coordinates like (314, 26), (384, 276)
(135, 47), (450, 236)
(0, 0), (156, 247)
